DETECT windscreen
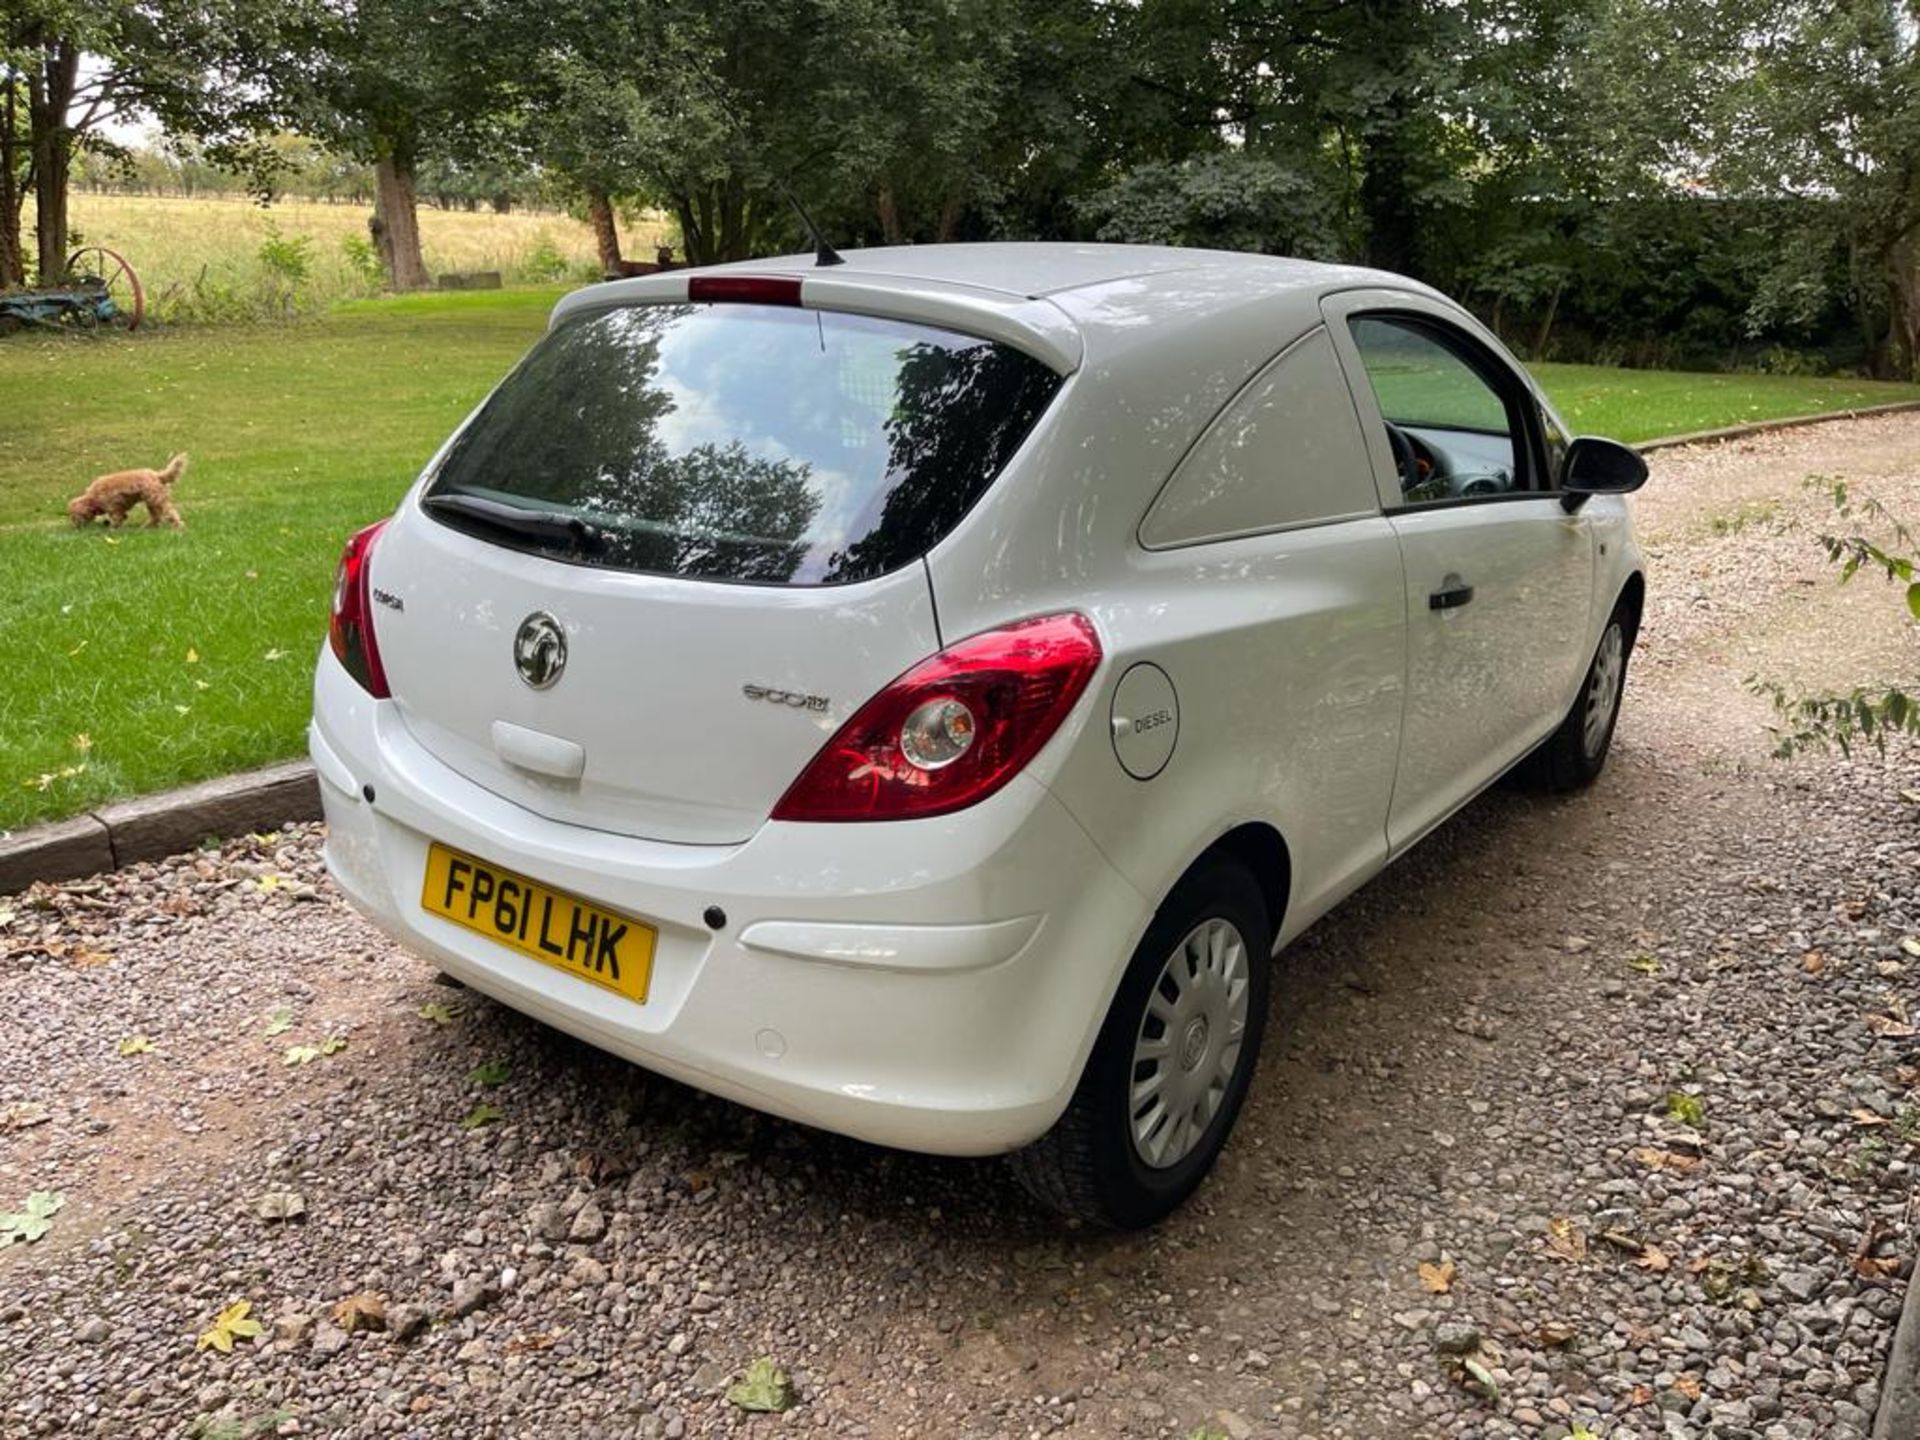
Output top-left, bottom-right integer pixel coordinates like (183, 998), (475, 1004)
(423, 302), (1063, 585)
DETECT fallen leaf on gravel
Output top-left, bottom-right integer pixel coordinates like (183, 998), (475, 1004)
(1637, 1245), (1673, 1273)
(264, 1008), (292, 1037)
(1674, 1375), (1702, 1401)
(1853, 1255), (1902, 1278)
(0, 1101), (50, 1133)
(1867, 1014), (1918, 1038)
(331, 1291), (387, 1333)
(1629, 1384), (1654, 1406)
(1851, 1109), (1891, 1127)
(282, 1045), (320, 1066)
(1571, 1425), (1600, 1440)
(1600, 1229), (1646, 1254)
(1632, 1147), (1701, 1173)
(726, 1357), (794, 1413)
(67, 945), (111, 968)
(1802, 950), (1828, 974)
(1626, 1322), (1657, 1347)
(1666, 1092), (1706, 1128)
(460, 1103), (503, 1130)
(253, 1191), (306, 1222)
(253, 874), (282, 893)
(1545, 1218), (1587, 1263)
(196, 1300), (262, 1354)
(1627, 954), (1659, 975)
(117, 1036), (155, 1056)
(320, 1036), (347, 1056)
(1539, 1321), (1576, 1346)
(417, 1002), (455, 1024)
(1417, 1260), (1456, 1294)
(468, 1060), (511, 1088)
(574, 1151), (634, 1183)
(1457, 1357), (1500, 1402)
(682, 1169), (714, 1195)
(0, 1190), (63, 1245)
(506, 1331), (559, 1354)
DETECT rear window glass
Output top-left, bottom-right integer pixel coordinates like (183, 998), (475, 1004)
(422, 302), (1063, 585)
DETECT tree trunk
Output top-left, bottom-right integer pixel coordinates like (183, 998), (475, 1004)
(0, 73), (24, 289)
(877, 185), (904, 245)
(1884, 235), (1920, 381)
(27, 40), (80, 282)
(372, 153), (430, 291)
(1532, 278), (1566, 360)
(586, 188), (622, 273)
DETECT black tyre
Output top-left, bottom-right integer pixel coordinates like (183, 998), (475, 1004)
(1010, 861), (1272, 1228)
(1522, 605), (1634, 792)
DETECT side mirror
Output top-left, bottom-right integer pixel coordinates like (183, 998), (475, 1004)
(1560, 436), (1648, 512)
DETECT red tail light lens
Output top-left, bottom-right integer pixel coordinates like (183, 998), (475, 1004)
(771, 613), (1102, 823)
(687, 274), (803, 306)
(328, 520), (390, 698)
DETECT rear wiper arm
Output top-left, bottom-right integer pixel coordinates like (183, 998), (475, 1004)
(423, 492), (607, 554)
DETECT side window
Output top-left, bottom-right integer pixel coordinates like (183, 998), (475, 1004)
(1141, 327), (1378, 549)
(1347, 315), (1533, 507)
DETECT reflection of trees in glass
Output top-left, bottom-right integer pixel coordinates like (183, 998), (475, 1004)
(615, 441), (821, 583)
(825, 342), (1058, 583)
(432, 307), (819, 582)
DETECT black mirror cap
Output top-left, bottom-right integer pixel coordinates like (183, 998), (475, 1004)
(1559, 436), (1648, 512)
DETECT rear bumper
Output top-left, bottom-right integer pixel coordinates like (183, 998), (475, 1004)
(309, 649), (1149, 1156)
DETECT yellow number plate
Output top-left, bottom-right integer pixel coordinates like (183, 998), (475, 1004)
(421, 843), (655, 1005)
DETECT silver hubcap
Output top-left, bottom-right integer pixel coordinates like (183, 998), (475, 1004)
(1130, 917), (1251, 1170)
(1583, 622), (1625, 758)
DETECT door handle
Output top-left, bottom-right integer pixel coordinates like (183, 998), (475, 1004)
(1428, 581), (1475, 611)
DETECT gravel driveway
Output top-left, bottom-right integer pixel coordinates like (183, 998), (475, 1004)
(5, 415), (1920, 1440)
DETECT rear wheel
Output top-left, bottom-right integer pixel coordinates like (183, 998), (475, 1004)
(1521, 604), (1634, 791)
(1010, 861), (1271, 1228)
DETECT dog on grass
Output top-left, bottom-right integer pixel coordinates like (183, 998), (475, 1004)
(67, 452), (188, 530)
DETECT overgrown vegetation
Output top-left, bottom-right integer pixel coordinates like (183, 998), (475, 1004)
(1756, 479), (1920, 757)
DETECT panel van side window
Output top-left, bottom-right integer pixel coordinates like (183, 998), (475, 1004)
(1140, 327), (1380, 549)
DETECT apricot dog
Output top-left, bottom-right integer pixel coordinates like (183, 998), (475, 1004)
(67, 452), (188, 529)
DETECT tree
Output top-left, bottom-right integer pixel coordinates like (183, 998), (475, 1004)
(1708, 2), (1920, 377)
(0, 1), (295, 287)
(269, 0), (517, 289)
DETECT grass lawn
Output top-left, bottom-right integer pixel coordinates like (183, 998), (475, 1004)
(3, 295), (1919, 834)
(0, 287), (566, 832)
(1530, 362), (1920, 441)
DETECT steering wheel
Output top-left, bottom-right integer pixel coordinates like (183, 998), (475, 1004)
(1382, 421), (1421, 493)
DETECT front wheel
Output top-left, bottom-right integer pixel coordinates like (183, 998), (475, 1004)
(1522, 606), (1634, 791)
(1010, 861), (1271, 1228)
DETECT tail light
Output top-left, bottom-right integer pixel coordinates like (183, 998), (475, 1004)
(328, 520), (391, 698)
(687, 274), (802, 305)
(772, 613), (1101, 823)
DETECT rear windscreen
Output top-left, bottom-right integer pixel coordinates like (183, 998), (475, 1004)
(423, 302), (1064, 585)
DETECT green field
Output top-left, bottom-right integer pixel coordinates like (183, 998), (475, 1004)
(0, 288), (566, 832)
(3, 293), (1918, 834)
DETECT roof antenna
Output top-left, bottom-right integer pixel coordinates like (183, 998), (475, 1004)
(774, 175), (845, 268)
(686, 65), (844, 267)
